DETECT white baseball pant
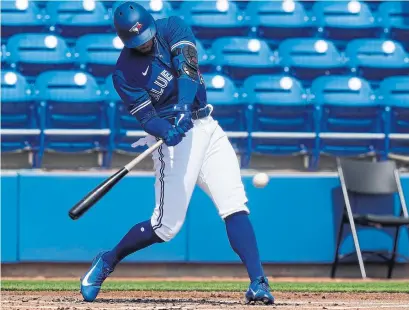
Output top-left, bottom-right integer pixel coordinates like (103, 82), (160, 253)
(136, 109), (249, 242)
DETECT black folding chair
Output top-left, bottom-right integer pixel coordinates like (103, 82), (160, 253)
(331, 158), (409, 279)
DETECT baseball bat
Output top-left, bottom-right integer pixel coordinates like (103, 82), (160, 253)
(68, 139), (164, 220)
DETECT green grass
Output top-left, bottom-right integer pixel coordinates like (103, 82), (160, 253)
(2, 280), (409, 293)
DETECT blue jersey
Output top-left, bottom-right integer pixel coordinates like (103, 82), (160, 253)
(112, 16), (207, 124)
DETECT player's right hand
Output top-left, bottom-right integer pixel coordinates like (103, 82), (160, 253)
(163, 126), (185, 146)
(176, 111), (193, 134)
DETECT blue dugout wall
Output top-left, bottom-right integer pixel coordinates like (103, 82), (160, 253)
(2, 171), (409, 264)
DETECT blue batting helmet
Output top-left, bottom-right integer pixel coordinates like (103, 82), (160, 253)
(113, 2), (156, 48)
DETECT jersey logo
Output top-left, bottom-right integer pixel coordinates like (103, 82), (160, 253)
(176, 113), (185, 126)
(142, 66), (149, 76)
(129, 22), (143, 33)
(149, 70), (174, 102)
(81, 258), (100, 286)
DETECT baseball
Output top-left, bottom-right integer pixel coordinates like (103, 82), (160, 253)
(252, 172), (269, 188)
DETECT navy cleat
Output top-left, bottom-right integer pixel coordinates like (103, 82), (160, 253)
(245, 276), (275, 305)
(80, 251), (114, 302)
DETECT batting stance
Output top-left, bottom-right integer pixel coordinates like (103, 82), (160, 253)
(80, 2), (274, 305)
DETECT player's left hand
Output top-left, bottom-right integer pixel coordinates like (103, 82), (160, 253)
(175, 110), (193, 134)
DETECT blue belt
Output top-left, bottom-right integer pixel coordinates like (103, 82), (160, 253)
(192, 105), (212, 120)
(167, 105), (212, 125)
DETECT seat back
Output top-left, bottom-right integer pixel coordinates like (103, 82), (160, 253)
(311, 76), (380, 133)
(377, 2), (409, 29)
(7, 34), (72, 66)
(35, 71), (105, 129)
(379, 76), (409, 155)
(245, 1), (312, 41)
(196, 40), (212, 71)
(1, 71), (37, 129)
(246, 1), (310, 27)
(104, 73), (142, 130)
(279, 38), (343, 69)
(75, 34), (122, 77)
(243, 74), (312, 133)
(1, 71), (31, 103)
(1, 0), (43, 28)
(213, 37), (274, 67)
(104, 74), (143, 153)
(212, 37), (277, 81)
(346, 39), (409, 69)
(202, 73), (244, 131)
(76, 34), (122, 66)
(180, 1), (243, 27)
(379, 76), (409, 109)
(178, 1), (247, 40)
(339, 158), (398, 195)
(112, 0), (173, 20)
(46, 1), (111, 37)
(1, 70), (41, 156)
(46, 1), (110, 25)
(312, 1), (375, 28)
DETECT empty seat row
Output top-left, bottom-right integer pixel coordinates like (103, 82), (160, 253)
(1, 70), (408, 168)
(2, 34), (409, 84)
(2, 1), (408, 42)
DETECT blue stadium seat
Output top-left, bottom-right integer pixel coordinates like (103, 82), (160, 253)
(379, 76), (409, 157)
(1, 1), (45, 40)
(211, 37), (280, 83)
(311, 75), (386, 160)
(345, 39), (409, 82)
(245, 1), (314, 42)
(104, 74), (145, 154)
(196, 40), (213, 73)
(1, 45), (8, 69)
(178, 1), (249, 42)
(232, 0), (250, 10)
(112, 0), (173, 20)
(6, 34), (74, 77)
(35, 71), (113, 167)
(377, 2), (409, 45)
(202, 73), (249, 164)
(312, 1), (379, 42)
(243, 75), (316, 167)
(278, 38), (346, 83)
(75, 34), (122, 78)
(45, 1), (111, 38)
(1, 71), (42, 167)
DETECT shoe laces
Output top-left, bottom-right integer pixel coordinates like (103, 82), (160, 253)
(96, 266), (113, 283)
(258, 277), (270, 292)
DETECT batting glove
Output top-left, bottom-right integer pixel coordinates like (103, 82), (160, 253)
(175, 110), (193, 134)
(163, 126), (185, 147)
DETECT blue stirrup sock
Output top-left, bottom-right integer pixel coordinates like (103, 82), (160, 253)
(225, 211), (265, 282)
(103, 219), (163, 268)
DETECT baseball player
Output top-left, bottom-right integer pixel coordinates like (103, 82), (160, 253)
(80, 2), (274, 305)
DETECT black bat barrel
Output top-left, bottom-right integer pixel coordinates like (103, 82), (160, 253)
(68, 168), (129, 220)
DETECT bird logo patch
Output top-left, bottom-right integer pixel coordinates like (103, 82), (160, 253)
(129, 22), (143, 33)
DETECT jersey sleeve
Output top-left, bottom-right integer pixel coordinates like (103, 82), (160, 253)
(164, 16), (196, 51)
(112, 70), (156, 125)
(164, 16), (200, 111)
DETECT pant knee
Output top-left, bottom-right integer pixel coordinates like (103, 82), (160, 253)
(221, 205), (250, 220)
(151, 221), (182, 242)
(224, 210), (249, 221)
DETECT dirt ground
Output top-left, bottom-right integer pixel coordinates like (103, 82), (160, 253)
(3, 290), (409, 310)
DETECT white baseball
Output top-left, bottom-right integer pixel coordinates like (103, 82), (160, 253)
(252, 172), (269, 188)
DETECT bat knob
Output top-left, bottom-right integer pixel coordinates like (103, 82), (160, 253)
(68, 211), (79, 220)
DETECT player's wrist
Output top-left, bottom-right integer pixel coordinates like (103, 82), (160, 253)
(142, 116), (173, 139)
